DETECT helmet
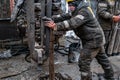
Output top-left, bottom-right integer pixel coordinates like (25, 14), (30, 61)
(66, 0), (74, 3)
(66, 0), (82, 2)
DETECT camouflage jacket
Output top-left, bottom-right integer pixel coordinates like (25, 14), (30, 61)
(54, 1), (105, 48)
(97, 0), (120, 30)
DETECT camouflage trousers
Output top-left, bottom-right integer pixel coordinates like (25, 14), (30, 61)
(104, 30), (111, 49)
(78, 45), (114, 80)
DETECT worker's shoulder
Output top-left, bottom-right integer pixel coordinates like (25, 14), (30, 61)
(77, 8), (92, 17)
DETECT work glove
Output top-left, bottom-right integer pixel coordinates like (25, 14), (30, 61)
(42, 17), (56, 30)
(112, 16), (120, 22)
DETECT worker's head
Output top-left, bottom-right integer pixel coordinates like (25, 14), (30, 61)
(68, 1), (78, 12)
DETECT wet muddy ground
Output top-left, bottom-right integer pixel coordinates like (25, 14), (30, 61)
(0, 52), (120, 80)
(0, 37), (120, 80)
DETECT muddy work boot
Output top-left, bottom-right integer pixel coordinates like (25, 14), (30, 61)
(81, 72), (92, 80)
(98, 73), (115, 80)
(104, 67), (115, 80)
(104, 76), (115, 80)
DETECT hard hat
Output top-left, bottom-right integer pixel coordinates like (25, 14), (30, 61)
(67, 0), (83, 2)
(66, 0), (74, 2)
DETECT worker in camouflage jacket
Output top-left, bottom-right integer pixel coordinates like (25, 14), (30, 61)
(97, 0), (120, 49)
(44, 0), (114, 80)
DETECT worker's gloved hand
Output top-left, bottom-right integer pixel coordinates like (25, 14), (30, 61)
(44, 21), (56, 29)
(42, 16), (53, 21)
(112, 16), (120, 22)
(42, 17), (56, 29)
